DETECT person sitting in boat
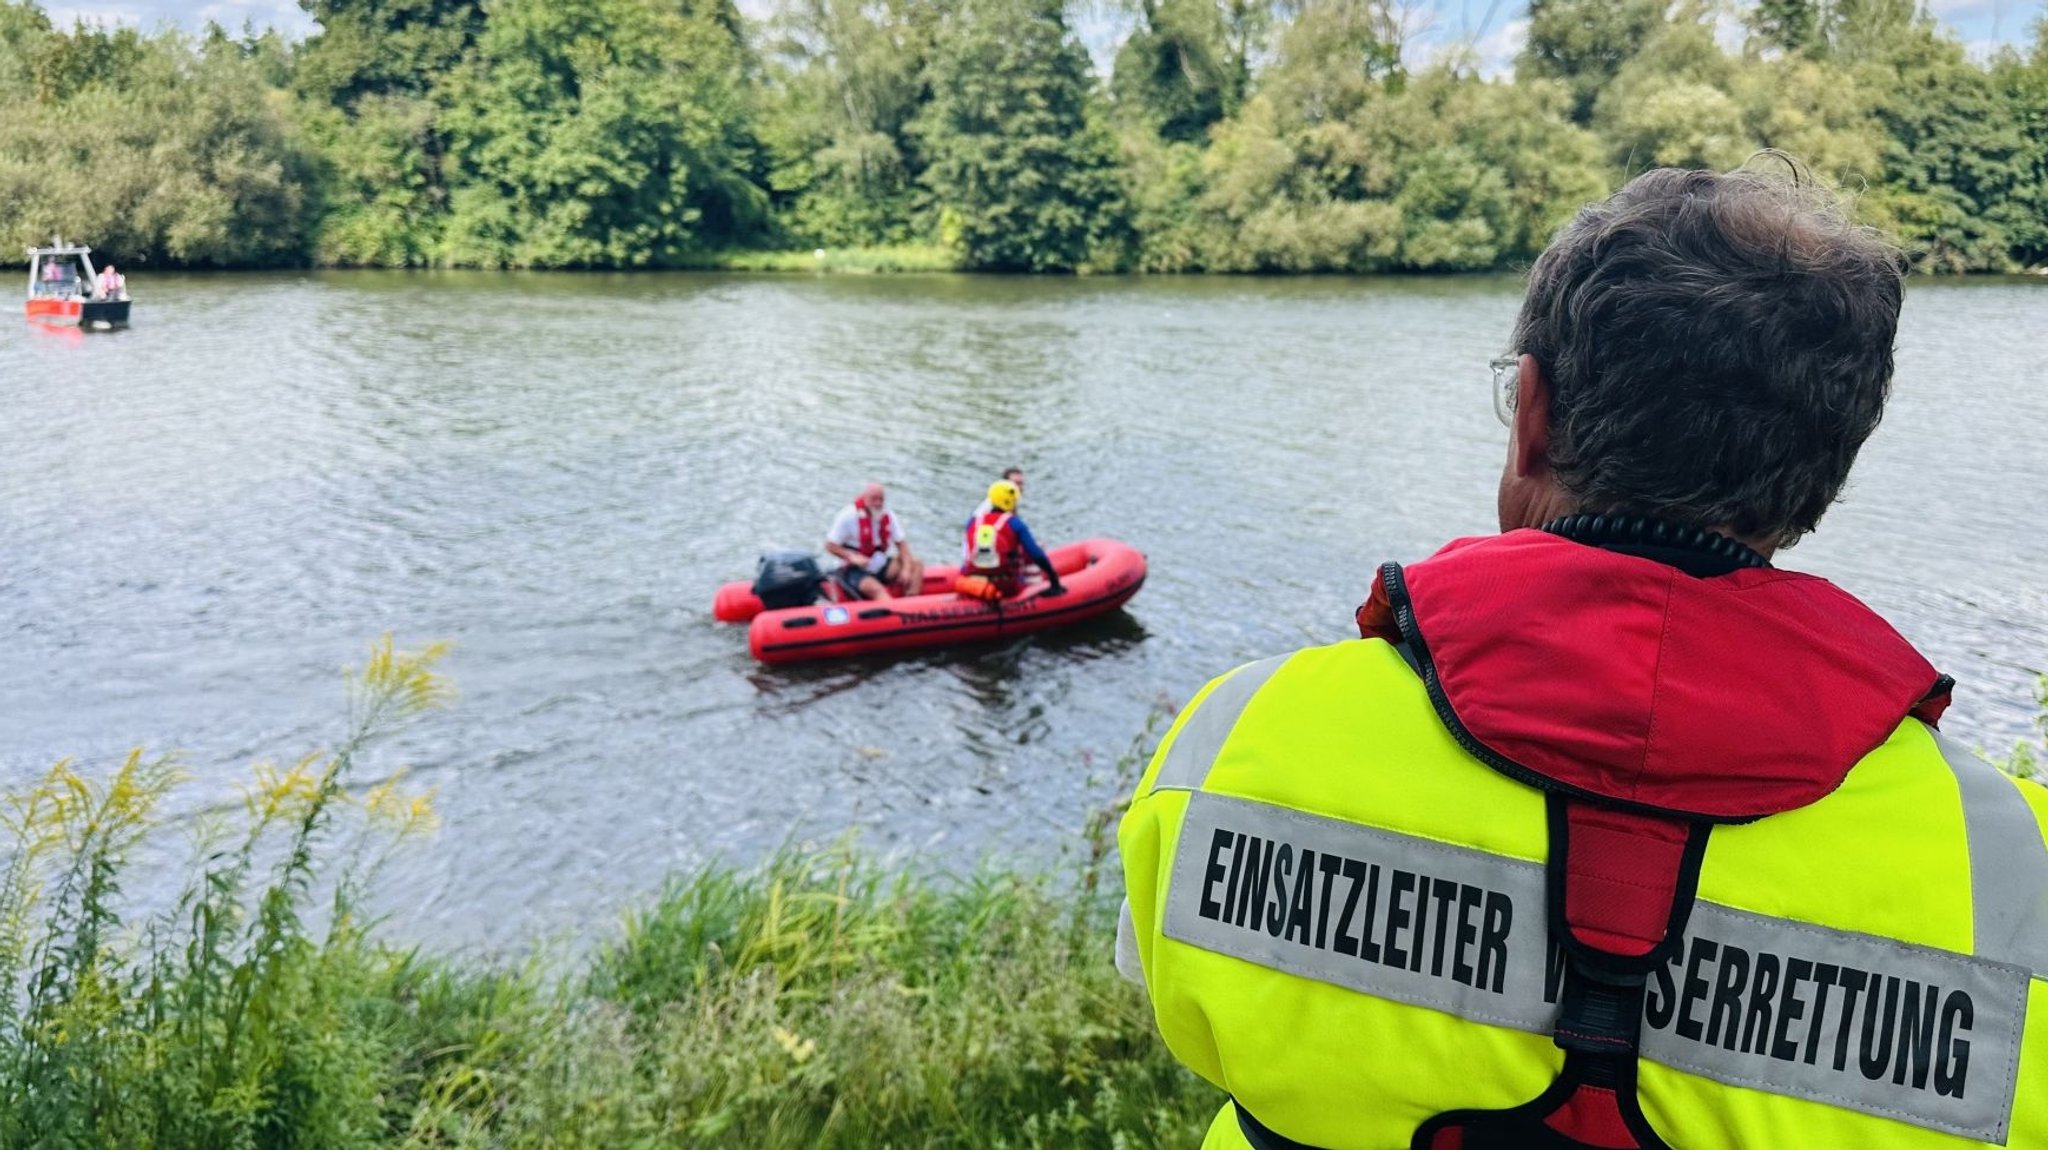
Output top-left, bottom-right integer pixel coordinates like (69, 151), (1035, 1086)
(40, 260), (74, 297)
(961, 480), (1063, 599)
(963, 466), (1025, 532)
(96, 264), (125, 299)
(824, 482), (923, 600)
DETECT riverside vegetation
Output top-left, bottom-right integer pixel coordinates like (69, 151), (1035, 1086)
(2, 641), (2043, 1147)
(1, 0), (2046, 273)
(0, 639), (1217, 1148)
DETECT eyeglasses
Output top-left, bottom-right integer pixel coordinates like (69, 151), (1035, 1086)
(1489, 355), (1519, 427)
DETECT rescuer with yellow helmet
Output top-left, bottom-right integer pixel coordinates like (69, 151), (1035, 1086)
(1118, 165), (2048, 1149)
(962, 476), (1063, 599)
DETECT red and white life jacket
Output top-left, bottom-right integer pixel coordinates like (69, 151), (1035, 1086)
(854, 505), (893, 558)
(964, 510), (1017, 574)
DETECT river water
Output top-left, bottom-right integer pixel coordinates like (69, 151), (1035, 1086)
(4, 271), (2044, 952)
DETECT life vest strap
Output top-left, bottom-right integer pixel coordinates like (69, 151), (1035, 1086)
(1404, 797), (1706, 1148)
(1408, 1051), (1674, 1150)
(1238, 1049), (1677, 1150)
(1552, 972), (1645, 1056)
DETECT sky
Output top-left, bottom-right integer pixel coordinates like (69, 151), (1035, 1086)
(35, 0), (2048, 79)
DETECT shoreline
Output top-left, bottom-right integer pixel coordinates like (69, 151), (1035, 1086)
(12, 250), (2048, 278)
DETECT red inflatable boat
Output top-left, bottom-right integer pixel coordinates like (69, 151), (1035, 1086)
(714, 538), (1145, 664)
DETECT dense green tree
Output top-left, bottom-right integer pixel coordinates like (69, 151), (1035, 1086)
(299, 92), (446, 265)
(436, 0), (765, 267)
(1595, 12), (1749, 171)
(1261, 0), (1403, 120)
(294, 0), (482, 106)
(1861, 26), (2043, 271)
(1826, 0), (1924, 62)
(0, 14), (313, 264)
(1111, 0), (1234, 142)
(1183, 53), (1603, 274)
(1385, 73), (1607, 267)
(756, 0), (935, 246)
(1181, 0), (1397, 276)
(1118, 134), (1210, 270)
(24, 18), (145, 102)
(1751, 0), (1820, 55)
(0, 0), (50, 96)
(1734, 54), (1883, 181)
(1992, 25), (2048, 268)
(4, 0), (2045, 273)
(1518, 0), (1667, 122)
(291, 0), (487, 264)
(910, 0), (1125, 270)
(1592, 9), (1883, 186)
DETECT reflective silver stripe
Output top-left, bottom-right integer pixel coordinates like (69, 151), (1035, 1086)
(1640, 901), (2028, 1144)
(1164, 792), (2031, 1143)
(1164, 791), (1558, 1033)
(1149, 656), (1289, 792)
(1938, 730), (2048, 978)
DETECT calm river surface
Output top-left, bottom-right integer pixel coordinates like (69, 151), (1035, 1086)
(4, 272), (2045, 952)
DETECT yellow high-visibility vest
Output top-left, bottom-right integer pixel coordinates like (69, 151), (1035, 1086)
(1120, 638), (2048, 1149)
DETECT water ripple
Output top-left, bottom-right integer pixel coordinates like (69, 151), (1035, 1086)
(2, 271), (2042, 951)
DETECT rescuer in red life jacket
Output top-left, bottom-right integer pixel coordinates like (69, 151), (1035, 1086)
(962, 479), (1062, 599)
(823, 482), (923, 600)
(1117, 164), (2048, 1150)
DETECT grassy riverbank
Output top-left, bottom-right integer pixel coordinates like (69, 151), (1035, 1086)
(0, 640), (1217, 1149)
(4, 641), (2041, 1148)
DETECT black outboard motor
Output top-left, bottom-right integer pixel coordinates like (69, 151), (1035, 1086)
(753, 550), (824, 609)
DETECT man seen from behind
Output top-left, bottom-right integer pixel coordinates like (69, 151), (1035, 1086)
(962, 479), (1063, 599)
(1118, 166), (2048, 1150)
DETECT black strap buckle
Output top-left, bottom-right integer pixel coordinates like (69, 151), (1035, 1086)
(1552, 966), (1647, 1056)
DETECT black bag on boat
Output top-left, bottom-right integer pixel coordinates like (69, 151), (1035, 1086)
(753, 550), (824, 609)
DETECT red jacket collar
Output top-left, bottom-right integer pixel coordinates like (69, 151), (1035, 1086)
(1358, 530), (1951, 821)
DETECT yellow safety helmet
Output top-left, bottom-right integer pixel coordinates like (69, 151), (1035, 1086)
(987, 480), (1020, 513)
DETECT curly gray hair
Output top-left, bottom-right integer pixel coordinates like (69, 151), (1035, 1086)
(1511, 164), (1905, 548)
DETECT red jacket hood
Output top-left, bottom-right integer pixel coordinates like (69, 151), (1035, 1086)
(1358, 530), (1951, 821)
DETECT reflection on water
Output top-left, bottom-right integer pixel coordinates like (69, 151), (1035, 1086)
(2, 271), (2043, 951)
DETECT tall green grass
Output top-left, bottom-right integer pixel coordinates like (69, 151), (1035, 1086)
(0, 638), (1218, 1148)
(1999, 675), (2048, 782)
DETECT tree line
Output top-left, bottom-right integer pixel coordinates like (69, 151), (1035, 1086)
(1, 0), (2044, 273)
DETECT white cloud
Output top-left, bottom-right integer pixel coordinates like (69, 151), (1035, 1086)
(41, 3), (148, 27)
(1714, 5), (1747, 53)
(1073, 4), (1136, 77)
(197, 0), (315, 34)
(1407, 4), (1522, 77)
(1960, 35), (2014, 61)
(1470, 15), (1526, 80)
(1928, 0), (1996, 19)
(35, 0), (2046, 56)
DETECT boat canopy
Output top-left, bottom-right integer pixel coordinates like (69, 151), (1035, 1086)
(26, 236), (94, 259)
(26, 236), (103, 301)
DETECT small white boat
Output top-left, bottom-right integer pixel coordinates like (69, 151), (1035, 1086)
(26, 237), (131, 329)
